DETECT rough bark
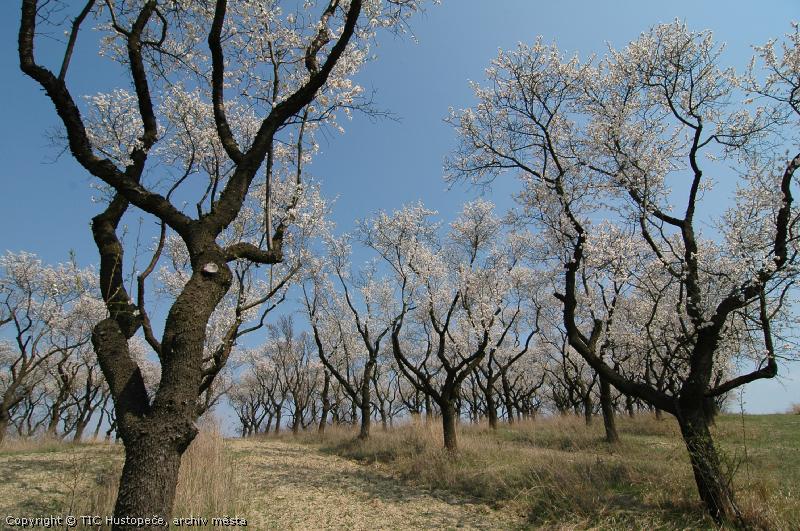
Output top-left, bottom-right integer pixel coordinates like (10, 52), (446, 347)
(111, 427), (187, 529)
(677, 405), (743, 526)
(599, 375), (619, 443)
(441, 400), (458, 452)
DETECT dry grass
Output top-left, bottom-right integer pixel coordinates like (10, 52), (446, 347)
(67, 419), (246, 526)
(0, 419), (245, 529)
(0, 432), (82, 454)
(1, 413), (796, 530)
(174, 418), (245, 518)
(230, 436), (520, 529)
(287, 414), (800, 530)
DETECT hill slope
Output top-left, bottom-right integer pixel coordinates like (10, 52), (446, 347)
(1, 414), (797, 530)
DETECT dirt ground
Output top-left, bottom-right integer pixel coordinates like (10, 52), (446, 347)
(233, 439), (521, 530)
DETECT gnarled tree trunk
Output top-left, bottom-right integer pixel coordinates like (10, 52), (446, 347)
(599, 375), (619, 443)
(112, 422), (191, 528)
(677, 405), (742, 525)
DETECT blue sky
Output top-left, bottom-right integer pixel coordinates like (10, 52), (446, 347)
(1, 0), (797, 416)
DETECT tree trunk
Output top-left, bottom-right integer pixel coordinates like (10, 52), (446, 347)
(93, 406), (106, 440)
(485, 375), (498, 429)
(358, 401), (371, 440)
(505, 401), (515, 424)
(703, 397), (719, 426)
(677, 406), (743, 526)
(112, 428), (188, 530)
(0, 411), (9, 446)
(358, 362), (374, 440)
(625, 394), (635, 418)
(105, 420), (116, 441)
(73, 419), (89, 442)
(441, 400), (458, 452)
(469, 381), (480, 423)
(583, 393), (593, 425)
(599, 375), (619, 443)
(500, 373), (515, 425)
(424, 394), (433, 425)
(292, 410), (300, 435)
(318, 372), (330, 434)
(46, 405), (62, 437)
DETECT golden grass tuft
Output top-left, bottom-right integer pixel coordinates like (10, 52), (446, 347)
(173, 418), (244, 518)
(65, 417), (245, 527)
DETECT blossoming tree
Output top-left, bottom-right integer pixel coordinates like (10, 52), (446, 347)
(359, 201), (538, 451)
(447, 22), (800, 524)
(17, 0), (430, 525)
(0, 251), (102, 444)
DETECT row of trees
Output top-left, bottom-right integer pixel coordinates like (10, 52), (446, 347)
(0, 252), (103, 443)
(13, 0), (797, 526)
(0, 242), (678, 449)
(0, 220), (723, 445)
(0, 252), (162, 444)
(233, 21), (800, 527)
(228, 198), (741, 452)
(444, 21), (800, 525)
(230, 304), (652, 440)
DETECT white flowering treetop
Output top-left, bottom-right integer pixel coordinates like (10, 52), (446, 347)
(0, 251), (104, 443)
(346, 201), (540, 450)
(447, 21), (800, 523)
(18, 0), (433, 521)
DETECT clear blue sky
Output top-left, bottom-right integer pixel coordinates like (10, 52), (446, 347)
(1, 1), (797, 416)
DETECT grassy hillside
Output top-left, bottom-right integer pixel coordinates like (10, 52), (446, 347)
(290, 413), (799, 530)
(1, 414), (797, 530)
